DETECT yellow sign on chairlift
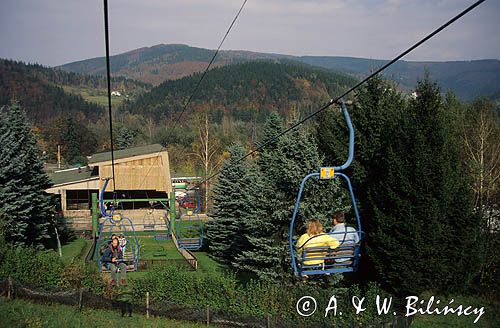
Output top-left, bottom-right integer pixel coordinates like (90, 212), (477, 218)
(112, 214), (122, 222)
(187, 210), (193, 216)
(320, 167), (335, 179)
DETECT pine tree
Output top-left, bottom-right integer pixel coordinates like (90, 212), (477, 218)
(0, 103), (55, 248)
(63, 117), (82, 163)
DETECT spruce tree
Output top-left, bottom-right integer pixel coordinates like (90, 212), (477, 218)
(0, 103), (55, 248)
(366, 78), (480, 294)
(244, 113), (347, 282)
(207, 144), (255, 264)
(116, 126), (135, 150)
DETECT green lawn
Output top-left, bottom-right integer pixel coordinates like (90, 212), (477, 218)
(60, 238), (90, 265)
(0, 297), (210, 328)
(137, 237), (183, 260)
(60, 236), (227, 280)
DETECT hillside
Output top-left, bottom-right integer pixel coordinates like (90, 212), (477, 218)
(0, 59), (104, 124)
(0, 59), (151, 124)
(58, 44), (500, 100)
(59, 44), (284, 86)
(124, 61), (358, 121)
(299, 56), (500, 101)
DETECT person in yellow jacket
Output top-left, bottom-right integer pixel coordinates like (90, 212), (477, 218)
(297, 219), (340, 266)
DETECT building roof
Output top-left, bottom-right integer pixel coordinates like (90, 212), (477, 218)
(88, 144), (164, 164)
(49, 167), (98, 186)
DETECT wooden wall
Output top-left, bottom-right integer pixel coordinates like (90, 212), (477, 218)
(99, 151), (172, 193)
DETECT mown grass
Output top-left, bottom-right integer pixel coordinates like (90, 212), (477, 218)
(0, 297), (210, 328)
(137, 237), (183, 260)
(60, 238), (90, 265)
(411, 294), (500, 328)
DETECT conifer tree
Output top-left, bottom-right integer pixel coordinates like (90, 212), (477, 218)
(0, 103), (55, 248)
(242, 113), (347, 282)
(207, 144), (255, 264)
(116, 126), (135, 150)
(368, 77), (480, 295)
(319, 76), (481, 295)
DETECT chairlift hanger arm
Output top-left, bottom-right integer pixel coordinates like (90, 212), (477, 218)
(334, 99), (354, 171)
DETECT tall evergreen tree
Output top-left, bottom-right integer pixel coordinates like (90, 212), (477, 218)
(207, 144), (255, 264)
(244, 113), (347, 282)
(0, 103), (55, 248)
(317, 76), (481, 294)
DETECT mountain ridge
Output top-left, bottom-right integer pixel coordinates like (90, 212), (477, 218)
(58, 43), (500, 100)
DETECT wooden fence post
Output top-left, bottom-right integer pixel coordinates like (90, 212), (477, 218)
(146, 291), (150, 319)
(267, 314), (271, 328)
(206, 305), (210, 327)
(78, 289), (84, 311)
(7, 276), (12, 299)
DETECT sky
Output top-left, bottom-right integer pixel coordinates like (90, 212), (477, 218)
(0, 0), (499, 67)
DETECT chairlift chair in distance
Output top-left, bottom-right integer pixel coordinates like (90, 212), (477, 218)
(95, 178), (141, 272)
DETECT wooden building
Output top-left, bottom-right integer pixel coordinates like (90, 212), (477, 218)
(46, 144), (172, 231)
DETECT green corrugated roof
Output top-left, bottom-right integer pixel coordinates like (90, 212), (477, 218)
(88, 144), (164, 164)
(50, 167), (97, 185)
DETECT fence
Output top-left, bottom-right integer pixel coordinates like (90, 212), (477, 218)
(0, 278), (301, 328)
(0, 278), (414, 328)
(171, 232), (198, 270)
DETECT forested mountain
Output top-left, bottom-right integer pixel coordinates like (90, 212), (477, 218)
(0, 59), (150, 124)
(59, 44), (284, 86)
(0, 59), (103, 123)
(125, 61), (357, 122)
(300, 56), (500, 101)
(58, 43), (500, 100)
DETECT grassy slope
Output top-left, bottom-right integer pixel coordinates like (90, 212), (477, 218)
(61, 85), (125, 107)
(60, 238), (90, 265)
(0, 297), (209, 328)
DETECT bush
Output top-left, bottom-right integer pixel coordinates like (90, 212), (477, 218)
(0, 236), (63, 287)
(130, 265), (393, 325)
(59, 262), (111, 296)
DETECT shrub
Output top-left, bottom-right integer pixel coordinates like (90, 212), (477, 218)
(0, 236), (63, 287)
(130, 265), (393, 325)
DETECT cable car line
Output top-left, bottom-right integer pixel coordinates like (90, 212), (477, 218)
(136, 0), (249, 192)
(103, 0), (117, 192)
(188, 0), (486, 192)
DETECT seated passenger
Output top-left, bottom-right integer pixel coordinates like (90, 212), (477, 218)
(297, 219), (339, 266)
(330, 212), (359, 263)
(102, 238), (127, 286)
(118, 234), (127, 253)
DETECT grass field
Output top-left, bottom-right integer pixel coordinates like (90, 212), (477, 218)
(61, 85), (125, 107)
(137, 237), (184, 260)
(0, 297), (211, 328)
(60, 238), (90, 264)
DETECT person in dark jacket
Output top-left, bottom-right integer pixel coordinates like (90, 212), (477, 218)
(102, 238), (127, 286)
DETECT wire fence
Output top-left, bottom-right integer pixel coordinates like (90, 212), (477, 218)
(0, 278), (413, 328)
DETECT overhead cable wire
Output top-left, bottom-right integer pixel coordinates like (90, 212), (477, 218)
(189, 0), (487, 191)
(103, 0), (117, 192)
(136, 0), (249, 191)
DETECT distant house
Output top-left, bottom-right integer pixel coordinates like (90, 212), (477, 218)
(111, 91), (121, 96)
(46, 144), (172, 231)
